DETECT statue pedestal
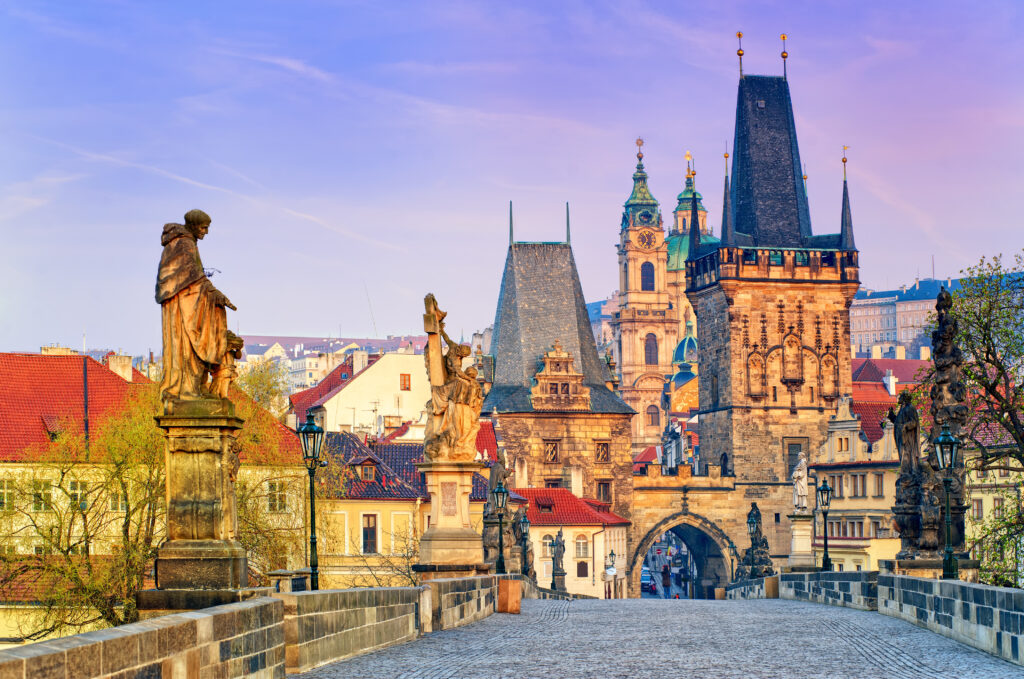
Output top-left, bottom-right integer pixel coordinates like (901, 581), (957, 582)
(879, 558), (980, 583)
(138, 399), (249, 613)
(787, 512), (815, 568)
(551, 568), (567, 592)
(413, 461), (487, 581)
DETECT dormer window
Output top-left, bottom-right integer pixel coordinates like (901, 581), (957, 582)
(360, 464), (375, 482)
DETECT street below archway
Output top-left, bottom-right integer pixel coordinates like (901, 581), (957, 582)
(300, 598), (1018, 679)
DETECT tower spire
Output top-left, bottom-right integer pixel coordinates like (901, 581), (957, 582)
(737, 31), (744, 77)
(625, 137), (658, 210)
(721, 151), (734, 246)
(780, 33), (788, 80)
(565, 202), (571, 244)
(687, 186), (702, 259)
(840, 149), (856, 250)
(509, 200), (514, 246)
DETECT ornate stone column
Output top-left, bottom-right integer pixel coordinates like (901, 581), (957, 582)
(786, 512), (815, 569)
(414, 460), (487, 580)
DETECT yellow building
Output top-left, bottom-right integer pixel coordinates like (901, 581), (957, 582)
(964, 446), (1022, 585)
(810, 396), (901, 571)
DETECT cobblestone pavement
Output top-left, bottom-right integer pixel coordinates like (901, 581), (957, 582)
(301, 598), (1022, 679)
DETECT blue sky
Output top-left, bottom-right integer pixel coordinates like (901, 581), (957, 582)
(1, 1), (1021, 353)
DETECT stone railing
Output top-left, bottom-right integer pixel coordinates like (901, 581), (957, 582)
(879, 574), (1024, 666)
(511, 574), (595, 601)
(0, 596), (285, 679)
(725, 575), (778, 600)
(780, 571), (878, 611)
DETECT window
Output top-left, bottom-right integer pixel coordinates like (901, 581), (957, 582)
(646, 406), (660, 427)
(399, 374), (411, 391)
(361, 465), (376, 482)
(851, 474), (867, 498)
(828, 474), (843, 498)
(772, 386), (778, 402)
(544, 479), (562, 488)
(873, 473), (885, 497)
(994, 498), (1004, 518)
(543, 441), (559, 463)
(871, 520), (881, 538)
(267, 481), (287, 512)
(0, 480), (13, 510)
(595, 442), (610, 463)
(68, 481), (88, 511)
(362, 515), (378, 553)
(597, 482), (611, 504)
(837, 437), (849, 453)
(644, 334), (658, 365)
(640, 262), (655, 291)
(575, 535), (589, 558)
(543, 535), (554, 557)
(577, 561), (588, 578)
(972, 499), (983, 520)
(32, 481), (52, 512)
(549, 383), (559, 395)
(977, 468), (988, 479)
(109, 489), (128, 512)
(999, 468), (1010, 478)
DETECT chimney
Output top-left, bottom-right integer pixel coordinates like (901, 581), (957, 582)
(919, 346), (931, 361)
(894, 345), (906, 360)
(105, 353), (133, 382)
(352, 350), (368, 374)
(870, 345), (882, 359)
(883, 369), (898, 396)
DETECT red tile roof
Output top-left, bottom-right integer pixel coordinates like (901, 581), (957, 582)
(634, 446), (658, 464)
(515, 487), (629, 527)
(850, 400), (894, 443)
(0, 353), (148, 461)
(475, 421), (497, 462)
(852, 358), (930, 385)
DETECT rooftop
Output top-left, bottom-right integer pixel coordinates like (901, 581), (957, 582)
(515, 487), (629, 527)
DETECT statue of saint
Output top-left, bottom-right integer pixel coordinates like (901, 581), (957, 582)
(155, 210), (236, 404)
(888, 391), (921, 475)
(791, 452), (808, 510)
(422, 294), (483, 461)
(551, 528), (566, 574)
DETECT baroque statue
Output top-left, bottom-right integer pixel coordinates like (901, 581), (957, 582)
(156, 209), (239, 406)
(791, 451), (808, 511)
(735, 502), (775, 581)
(482, 449), (515, 566)
(422, 294), (483, 461)
(551, 528), (566, 574)
(511, 505), (536, 580)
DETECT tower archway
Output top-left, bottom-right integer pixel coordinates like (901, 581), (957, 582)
(629, 511), (741, 599)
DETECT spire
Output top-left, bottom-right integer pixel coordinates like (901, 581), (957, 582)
(626, 137), (658, 208)
(840, 150), (856, 250)
(780, 33), (788, 80)
(687, 187), (702, 259)
(508, 200), (514, 246)
(737, 31), (744, 78)
(721, 152), (734, 246)
(565, 202), (571, 244)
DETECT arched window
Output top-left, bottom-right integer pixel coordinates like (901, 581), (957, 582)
(644, 334), (658, 365)
(575, 535), (589, 558)
(646, 405), (660, 427)
(640, 261), (655, 291)
(543, 534), (554, 557)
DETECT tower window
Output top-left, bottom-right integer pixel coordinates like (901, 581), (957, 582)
(646, 405), (660, 427)
(644, 334), (658, 365)
(640, 261), (655, 291)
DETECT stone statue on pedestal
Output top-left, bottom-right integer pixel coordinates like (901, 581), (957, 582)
(482, 449), (514, 568)
(735, 502), (775, 581)
(791, 452), (808, 511)
(551, 528), (567, 591)
(511, 505), (536, 580)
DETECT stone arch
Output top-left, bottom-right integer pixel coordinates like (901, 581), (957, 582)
(628, 511), (741, 598)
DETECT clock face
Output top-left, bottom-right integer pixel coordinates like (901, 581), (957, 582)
(637, 209), (654, 225)
(638, 230), (655, 249)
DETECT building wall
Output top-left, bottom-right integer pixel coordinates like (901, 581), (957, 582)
(317, 354), (431, 435)
(529, 524), (627, 598)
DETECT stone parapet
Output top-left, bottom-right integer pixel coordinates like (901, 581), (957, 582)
(878, 574), (1024, 666)
(0, 596), (284, 679)
(780, 571), (878, 611)
(724, 575), (778, 600)
(424, 575), (498, 632)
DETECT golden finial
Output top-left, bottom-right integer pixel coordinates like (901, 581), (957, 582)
(737, 31), (744, 77)
(724, 149), (730, 175)
(842, 145), (849, 180)
(636, 137), (644, 161)
(780, 33), (788, 79)
(685, 150), (693, 178)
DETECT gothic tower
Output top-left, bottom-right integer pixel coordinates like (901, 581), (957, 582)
(611, 141), (679, 454)
(686, 74), (860, 553)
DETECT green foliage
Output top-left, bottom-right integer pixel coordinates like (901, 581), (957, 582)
(968, 476), (1024, 587)
(235, 359), (290, 420)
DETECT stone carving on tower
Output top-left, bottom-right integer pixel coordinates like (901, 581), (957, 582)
(530, 341), (591, 411)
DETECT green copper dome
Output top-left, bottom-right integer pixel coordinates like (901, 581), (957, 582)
(674, 175), (705, 213)
(625, 159), (659, 209)
(666, 231), (719, 271)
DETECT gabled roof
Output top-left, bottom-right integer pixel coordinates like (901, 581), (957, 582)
(289, 354), (381, 418)
(849, 400), (894, 444)
(516, 487), (629, 527)
(483, 242), (631, 415)
(475, 421), (497, 463)
(0, 353), (147, 461)
(852, 358), (930, 384)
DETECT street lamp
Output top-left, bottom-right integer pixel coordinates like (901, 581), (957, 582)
(746, 514), (757, 539)
(817, 479), (833, 572)
(298, 412), (327, 590)
(491, 480), (509, 575)
(935, 423), (960, 580)
(518, 509), (531, 576)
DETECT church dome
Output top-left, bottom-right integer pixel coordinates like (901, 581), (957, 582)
(674, 175), (705, 213)
(673, 323), (699, 365)
(672, 363), (697, 389)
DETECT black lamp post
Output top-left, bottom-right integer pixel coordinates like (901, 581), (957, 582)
(298, 413), (326, 590)
(817, 479), (833, 572)
(518, 510), (531, 576)
(746, 514), (757, 540)
(492, 481), (509, 575)
(935, 423), (960, 580)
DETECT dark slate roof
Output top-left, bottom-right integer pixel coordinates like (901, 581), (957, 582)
(856, 278), (962, 302)
(483, 242), (632, 415)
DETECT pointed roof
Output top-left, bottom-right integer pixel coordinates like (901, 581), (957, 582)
(687, 191), (702, 259)
(730, 75), (813, 247)
(840, 179), (856, 250)
(720, 171), (735, 246)
(625, 155), (658, 209)
(483, 242), (632, 415)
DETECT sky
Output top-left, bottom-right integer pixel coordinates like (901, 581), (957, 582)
(1, 0), (1021, 354)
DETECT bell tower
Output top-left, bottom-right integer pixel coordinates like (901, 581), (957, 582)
(611, 139), (679, 454)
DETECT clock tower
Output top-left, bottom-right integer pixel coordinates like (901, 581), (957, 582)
(611, 139), (679, 454)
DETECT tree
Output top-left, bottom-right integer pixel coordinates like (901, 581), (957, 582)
(347, 524), (420, 588)
(967, 476), (1024, 587)
(949, 252), (1024, 472)
(236, 359), (291, 420)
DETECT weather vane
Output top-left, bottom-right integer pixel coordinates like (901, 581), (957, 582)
(737, 31), (744, 77)
(781, 34), (789, 79)
(842, 145), (849, 180)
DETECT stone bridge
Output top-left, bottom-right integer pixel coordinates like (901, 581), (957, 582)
(300, 597), (1018, 679)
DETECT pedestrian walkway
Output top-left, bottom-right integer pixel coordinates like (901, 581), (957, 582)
(300, 598), (1020, 679)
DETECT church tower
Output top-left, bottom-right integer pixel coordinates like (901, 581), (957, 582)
(611, 139), (679, 454)
(686, 72), (860, 556)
